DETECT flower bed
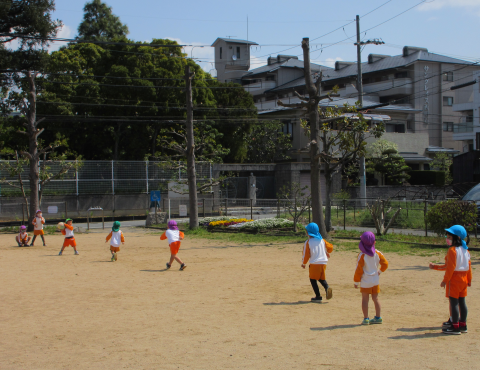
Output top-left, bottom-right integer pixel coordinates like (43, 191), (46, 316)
(235, 218), (295, 230)
(209, 218), (253, 228)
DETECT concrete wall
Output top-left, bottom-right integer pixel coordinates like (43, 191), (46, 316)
(347, 185), (451, 200)
(366, 132), (430, 154)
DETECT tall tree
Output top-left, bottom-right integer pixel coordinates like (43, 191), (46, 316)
(245, 120), (292, 163)
(77, 0), (129, 41)
(0, 0), (62, 49)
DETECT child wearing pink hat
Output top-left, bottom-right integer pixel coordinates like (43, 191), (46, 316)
(353, 231), (389, 325)
(16, 225), (30, 247)
(160, 220), (186, 270)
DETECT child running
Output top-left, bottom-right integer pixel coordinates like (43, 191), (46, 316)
(353, 231), (389, 325)
(301, 222), (333, 303)
(429, 225), (472, 335)
(160, 220), (186, 271)
(31, 209), (46, 246)
(59, 219), (79, 256)
(16, 225), (30, 247)
(105, 221), (124, 261)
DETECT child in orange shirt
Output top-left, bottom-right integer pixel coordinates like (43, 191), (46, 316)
(429, 225), (472, 335)
(105, 221), (124, 261)
(160, 220), (186, 270)
(16, 225), (30, 247)
(353, 231), (389, 325)
(59, 219), (79, 256)
(301, 222), (333, 303)
(31, 209), (46, 246)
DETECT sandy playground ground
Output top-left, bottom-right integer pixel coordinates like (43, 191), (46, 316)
(1, 228), (480, 370)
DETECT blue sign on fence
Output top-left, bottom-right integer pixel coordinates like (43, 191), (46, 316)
(150, 191), (161, 202)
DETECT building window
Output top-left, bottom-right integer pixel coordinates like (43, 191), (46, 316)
(443, 71), (453, 81)
(219, 47), (222, 59)
(266, 75), (275, 81)
(236, 47), (240, 59)
(394, 71), (408, 79)
(443, 122), (454, 132)
(443, 96), (454, 106)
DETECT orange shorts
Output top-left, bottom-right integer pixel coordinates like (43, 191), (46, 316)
(360, 285), (380, 294)
(446, 272), (468, 299)
(309, 264), (327, 280)
(63, 237), (77, 248)
(110, 246), (120, 252)
(169, 241), (181, 255)
(34, 230), (44, 236)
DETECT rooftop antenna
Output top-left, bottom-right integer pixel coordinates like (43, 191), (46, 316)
(225, 36), (237, 39)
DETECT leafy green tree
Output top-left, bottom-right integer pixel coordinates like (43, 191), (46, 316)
(77, 0), (128, 41)
(430, 152), (453, 185)
(426, 200), (476, 235)
(245, 120), (292, 163)
(300, 105), (385, 232)
(0, 0), (62, 49)
(369, 148), (410, 185)
(366, 140), (410, 185)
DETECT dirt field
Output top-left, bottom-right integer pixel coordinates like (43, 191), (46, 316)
(1, 228), (479, 370)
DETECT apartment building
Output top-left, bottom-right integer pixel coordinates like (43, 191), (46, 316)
(213, 38), (480, 168)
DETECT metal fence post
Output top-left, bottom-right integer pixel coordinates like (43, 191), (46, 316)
(225, 198), (228, 217)
(343, 199), (346, 230)
(354, 200), (356, 221)
(168, 198), (171, 221)
(250, 198), (253, 220)
(423, 198), (428, 236)
(65, 201), (67, 220)
(277, 199), (280, 218)
(22, 203), (25, 225)
(203, 199), (205, 218)
(145, 160), (149, 193)
(111, 160), (115, 195)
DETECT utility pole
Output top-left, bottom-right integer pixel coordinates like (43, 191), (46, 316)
(185, 65), (199, 229)
(355, 15), (384, 206)
(356, 15), (366, 206)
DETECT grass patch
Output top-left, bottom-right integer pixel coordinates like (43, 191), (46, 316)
(0, 225), (58, 235)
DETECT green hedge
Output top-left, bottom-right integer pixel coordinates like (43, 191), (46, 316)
(409, 170), (445, 186)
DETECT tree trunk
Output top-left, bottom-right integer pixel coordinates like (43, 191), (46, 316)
(113, 123), (123, 161)
(185, 66), (198, 229)
(26, 72), (39, 232)
(324, 168), (333, 232)
(302, 38), (327, 238)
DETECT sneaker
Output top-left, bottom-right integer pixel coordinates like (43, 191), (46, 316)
(180, 263), (187, 271)
(370, 317), (383, 324)
(74, 251), (79, 255)
(326, 287), (333, 300)
(58, 251), (63, 256)
(311, 296), (322, 303)
(111, 255), (115, 262)
(442, 324), (461, 335)
(361, 318), (370, 325)
(166, 263), (171, 269)
(459, 323), (468, 333)
(114, 252), (117, 261)
(442, 318), (452, 327)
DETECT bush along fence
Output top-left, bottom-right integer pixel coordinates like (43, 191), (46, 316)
(330, 198), (478, 237)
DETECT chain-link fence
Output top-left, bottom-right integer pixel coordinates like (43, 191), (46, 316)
(0, 160), (213, 196)
(330, 198), (479, 237)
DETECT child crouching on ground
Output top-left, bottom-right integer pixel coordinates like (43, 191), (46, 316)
(16, 225), (30, 247)
(160, 220), (186, 271)
(429, 225), (472, 335)
(301, 222), (333, 303)
(353, 231), (388, 325)
(106, 221), (124, 261)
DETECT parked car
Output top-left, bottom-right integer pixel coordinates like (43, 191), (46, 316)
(462, 183), (480, 228)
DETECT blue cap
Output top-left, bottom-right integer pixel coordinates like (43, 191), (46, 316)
(445, 225), (468, 250)
(305, 223), (323, 240)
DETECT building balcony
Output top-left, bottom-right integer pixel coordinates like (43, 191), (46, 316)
(362, 78), (413, 97)
(243, 81), (276, 95)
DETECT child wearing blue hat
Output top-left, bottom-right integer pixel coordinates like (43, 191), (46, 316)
(429, 225), (472, 335)
(301, 223), (333, 303)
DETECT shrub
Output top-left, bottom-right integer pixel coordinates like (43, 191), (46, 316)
(425, 200), (477, 236)
(333, 190), (351, 200)
(409, 171), (445, 186)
